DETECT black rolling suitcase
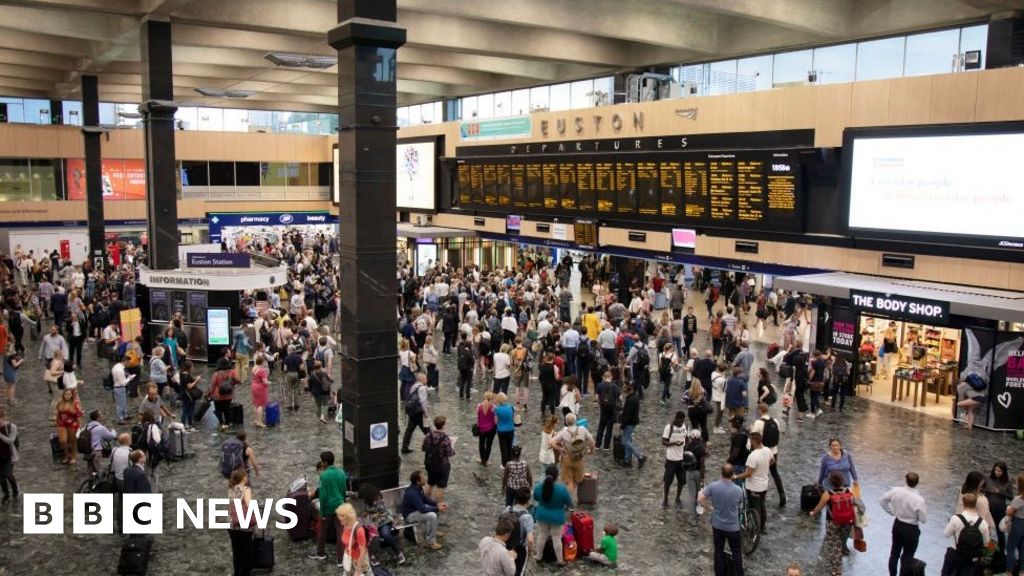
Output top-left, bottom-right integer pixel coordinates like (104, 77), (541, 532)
(117, 536), (153, 575)
(901, 558), (926, 576)
(194, 398), (211, 423)
(800, 483), (823, 512)
(252, 531), (275, 570)
(284, 489), (313, 541)
(230, 402), (244, 426)
(612, 434), (626, 464)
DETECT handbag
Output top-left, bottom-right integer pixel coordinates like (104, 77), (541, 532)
(999, 515), (1011, 533)
(342, 523), (357, 573)
(513, 411), (523, 427)
(471, 423), (480, 437)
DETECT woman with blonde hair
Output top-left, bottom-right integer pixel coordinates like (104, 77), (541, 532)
(477, 391), (498, 465)
(685, 380), (709, 441)
(422, 335), (439, 391)
(337, 502), (369, 576)
(54, 388), (82, 464)
(227, 468), (254, 576)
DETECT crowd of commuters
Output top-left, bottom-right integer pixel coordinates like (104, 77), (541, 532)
(0, 241), (1019, 576)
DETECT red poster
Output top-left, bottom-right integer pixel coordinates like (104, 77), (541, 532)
(66, 159), (147, 201)
(59, 239), (70, 261)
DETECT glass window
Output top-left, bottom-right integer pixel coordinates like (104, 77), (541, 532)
(197, 107), (224, 131)
(24, 99), (51, 125)
(549, 82), (571, 111)
(235, 162), (260, 186)
(773, 50), (813, 86)
(30, 159), (59, 200)
(708, 60), (738, 95)
(737, 55), (773, 92)
(493, 91), (511, 118)
(114, 103), (140, 127)
(433, 101), (443, 122)
(904, 29), (959, 76)
(208, 162), (235, 186)
(408, 104), (422, 126)
(174, 107), (197, 130)
(397, 106), (409, 127)
(570, 80), (592, 109)
(63, 101), (83, 126)
(593, 76), (614, 106)
(420, 102), (437, 124)
(98, 102), (116, 126)
(0, 98), (24, 123)
(181, 161), (209, 187)
(319, 113), (339, 133)
(477, 93), (494, 119)
(813, 43), (856, 84)
(0, 159), (33, 201)
(511, 89), (529, 115)
(318, 162), (332, 186)
(222, 108), (248, 132)
(261, 162), (288, 186)
(286, 163), (311, 186)
(529, 85), (549, 111)
(247, 110), (272, 131)
(959, 24), (988, 69)
(678, 64), (707, 95)
(856, 37), (905, 81)
(462, 96), (478, 119)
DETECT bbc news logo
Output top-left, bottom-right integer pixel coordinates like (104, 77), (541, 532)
(23, 494), (298, 534)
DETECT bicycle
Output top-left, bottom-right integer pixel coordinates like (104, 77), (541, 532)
(734, 478), (761, 555)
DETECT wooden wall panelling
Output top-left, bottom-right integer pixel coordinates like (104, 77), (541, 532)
(814, 83), (854, 147)
(849, 79), (893, 127)
(599, 227), (671, 252)
(930, 73), (978, 124)
(695, 235), (721, 258)
(975, 67), (1024, 122)
(957, 257), (1009, 290)
(888, 75), (933, 125)
(750, 90), (784, 133)
(841, 249), (880, 275)
(779, 85), (817, 131)
(1008, 263), (1024, 291)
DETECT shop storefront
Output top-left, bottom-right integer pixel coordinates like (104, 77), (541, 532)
(779, 272), (1024, 430)
(207, 211), (338, 247)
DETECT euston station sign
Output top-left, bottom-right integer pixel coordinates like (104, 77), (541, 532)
(849, 290), (949, 323)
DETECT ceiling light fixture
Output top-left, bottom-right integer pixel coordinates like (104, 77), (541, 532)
(264, 52), (337, 69)
(194, 88), (257, 99)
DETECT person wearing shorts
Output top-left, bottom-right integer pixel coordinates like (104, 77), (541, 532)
(549, 413), (594, 495)
(422, 415), (454, 505)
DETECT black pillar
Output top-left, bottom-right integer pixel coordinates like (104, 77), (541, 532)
(81, 75), (105, 266)
(49, 100), (64, 125)
(329, 0), (405, 490)
(139, 19), (179, 271)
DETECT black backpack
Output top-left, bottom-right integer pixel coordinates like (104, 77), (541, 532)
(761, 418), (780, 449)
(598, 383), (619, 410)
(500, 508), (531, 550)
(404, 385), (424, 416)
(659, 355), (673, 379)
(457, 343), (474, 371)
(955, 514), (985, 559)
(634, 345), (649, 369)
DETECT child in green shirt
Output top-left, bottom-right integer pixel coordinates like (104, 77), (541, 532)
(587, 522), (618, 567)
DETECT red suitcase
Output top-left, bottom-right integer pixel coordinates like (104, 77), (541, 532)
(570, 511), (595, 556)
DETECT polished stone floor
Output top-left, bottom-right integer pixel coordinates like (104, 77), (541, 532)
(0, 324), (1020, 576)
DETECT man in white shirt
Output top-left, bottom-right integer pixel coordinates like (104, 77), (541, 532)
(537, 317), (553, 339)
(748, 403), (785, 507)
(560, 323), (581, 377)
(733, 430), (772, 534)
(942, 493), (989, 574)
(879, 472), (927, 576)
(111, 360), (135, 424)
(661, 411), (689, 509)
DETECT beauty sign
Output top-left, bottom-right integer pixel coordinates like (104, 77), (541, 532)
(849, 290), (949, 324)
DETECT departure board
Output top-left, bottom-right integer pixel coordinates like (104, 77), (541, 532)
(577, 161), (595, 212)
(559, 163), (577, 210)
(457, 163), (471, 206)
(736, 159), (764, 223)
(511, 163), (526, 208)
(496, 164), (512, 206)
(542, 163), (559, 209)
(482, 164), (497, 205)
(470, 164), (485, 205)
(574, 219), (597, 249)
(615, 162), (637, 214)
(525, 164), (543, 209)
(595, 162), (615, 213)
(684, 161), (708, 219)
(452, 147), (805, 232)
(659, 160), (681, 217)
(637, 161), (659, 216)
(708, 156), (736, 222)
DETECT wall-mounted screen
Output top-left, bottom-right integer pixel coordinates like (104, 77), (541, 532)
(396, 140), (436, 211)
(207, 308), (230, 346)
(672, 228), (697, 249)
(846, 125), (1024, 247)
(505, 214), (522, 234)
(332, 146), (340, 205)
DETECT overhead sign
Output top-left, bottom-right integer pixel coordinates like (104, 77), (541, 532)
(849, 290), (949, 323)
(207, 211), (337, 243)
(460, 116), (532, 141)
(186, 253), (251, 269)
(138, 265), (288, 291)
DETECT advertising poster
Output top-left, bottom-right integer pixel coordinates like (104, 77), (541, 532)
(187, 326), (208, 360)
(829, 307), (857, 359)
(957, 327), (995, 426)
(149, 290), (170, 322)
(66, 159), (147, 201)
(415, 244), (437, 277)
(119, 308), (142, 343)
(989, 332), (1024, 430)
(207, 309), (230, 346)
(170, 291), (188, 318)
(188, 292), (208, 324)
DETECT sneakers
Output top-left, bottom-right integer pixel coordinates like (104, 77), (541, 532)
(658, 400), (667, 406)
(397, 553), (407, 565)
(816, 409), (824, 417)
(713, 427), (727, 434)
(638, 456), (648, 469)
(423, 542), (443, 550)
(807, 413), (815, 420)
(307, 551), (327, 560)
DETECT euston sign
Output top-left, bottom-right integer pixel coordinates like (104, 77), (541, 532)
(849, 290), (949, 323)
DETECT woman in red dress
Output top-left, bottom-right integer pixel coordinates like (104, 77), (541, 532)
(54, 389), (83, 464)
(250, 355), (270, 428)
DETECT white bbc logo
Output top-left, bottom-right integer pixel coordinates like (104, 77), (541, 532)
(23, 494), (163, 534)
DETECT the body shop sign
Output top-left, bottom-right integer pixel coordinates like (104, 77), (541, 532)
(850, 290), (949, 324)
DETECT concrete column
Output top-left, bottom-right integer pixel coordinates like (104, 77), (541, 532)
(81, 75), (105, 267)
(139, 19), (179, 270)
(329, 0), (406, 489)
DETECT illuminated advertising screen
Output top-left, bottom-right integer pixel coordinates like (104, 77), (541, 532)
(207, 308), (230, 346)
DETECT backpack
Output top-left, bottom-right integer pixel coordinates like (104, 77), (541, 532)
(404, 385), (424, 416)
(217, 373), (234, 396)
(761, 418), (780, 448)
(423, 431), (446, 464)
(659, 355), (673, 379)
(567, 428), (588, 461)
(500, 508), (531, 550)
(457, 343), (475, 371)
(220, 439), (246, 478)
(130, 423), (145, 450)
(633, 345), (649, 370)
(832, 356), (849, 383)
(955, 514), (985, 558)
(710, 285), (720, 303)
(77, 423), (95, 455)
(828, 490), (856, 526)
(710, 318), (723, 338)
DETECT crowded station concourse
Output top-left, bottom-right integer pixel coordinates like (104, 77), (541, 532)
(2, 1), (1024, 576)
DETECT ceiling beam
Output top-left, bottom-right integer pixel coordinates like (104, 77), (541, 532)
(0, 0), (140, 16)
(0, 47), (78, 70)
(669, 0), (852, 38)
(0, 27), (94, 57)
(0, 3), (137, 42)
